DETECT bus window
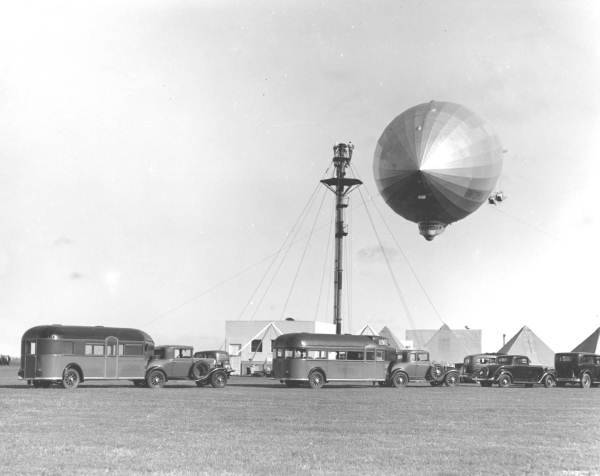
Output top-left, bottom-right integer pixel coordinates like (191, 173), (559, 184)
(376, 350), (384, 361)
(347, 351), (364, 361)
(107, 344), (116, 356)
(26, 341), (36, 355)
(337, 351), (347, 360)
(85, 344), (105, 356)
(123, 344), (142, 356)
(366, 351), (375, 361)
(308, 350), (326, 359)
(328, 351), (337, 360)
(294, 349), (307, 358)
(284, 349), (293, 358)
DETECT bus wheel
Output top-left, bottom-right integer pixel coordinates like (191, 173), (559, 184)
(210, 371), (227, 388)
(146, 369), (166, 389)
(62, 367), (80, 390)
(308, 371), (324, 389)
(391, 371), (408, 388)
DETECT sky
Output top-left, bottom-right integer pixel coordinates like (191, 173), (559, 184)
(1, 0), (599, 356)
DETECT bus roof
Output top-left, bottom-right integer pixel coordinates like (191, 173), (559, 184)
(21, 325), (154, 343)
(273, 333), (390, 349)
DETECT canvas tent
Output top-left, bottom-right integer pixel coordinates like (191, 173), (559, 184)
(379, 326), (405, 350)
(406, 324), (481, 365)
(497, 326), (554, 367)
(358, 324), (378, 336)
(572, 327), (600, 353)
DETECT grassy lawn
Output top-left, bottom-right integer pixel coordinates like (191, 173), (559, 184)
(0, 366), (598, 475)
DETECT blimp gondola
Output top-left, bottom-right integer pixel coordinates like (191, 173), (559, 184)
(373, 101), (503, 240)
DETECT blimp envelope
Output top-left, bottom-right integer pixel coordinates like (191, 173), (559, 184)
(373, 101), (503, 240)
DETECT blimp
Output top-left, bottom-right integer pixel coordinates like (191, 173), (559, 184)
(373, 101), (503, 240)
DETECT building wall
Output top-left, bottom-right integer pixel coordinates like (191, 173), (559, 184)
(225, 320), (336, 375)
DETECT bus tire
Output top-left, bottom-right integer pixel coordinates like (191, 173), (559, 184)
(62, 367), (80, 390)
(391, 371), (408, 388)
(190, 361), (211, 380)
(210, 371), (227, 388)
(146, 369), (166, 389)
(308, 370), (325, 389)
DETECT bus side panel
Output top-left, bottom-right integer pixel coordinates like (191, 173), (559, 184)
(117, 356), (148, 378)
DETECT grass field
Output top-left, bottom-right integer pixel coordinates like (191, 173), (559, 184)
(0, 366), (598, 475)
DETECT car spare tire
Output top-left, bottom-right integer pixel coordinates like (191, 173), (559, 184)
(190, 361), (211, 379)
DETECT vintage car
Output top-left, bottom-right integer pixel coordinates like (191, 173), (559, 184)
(460, 353), (503, 383)
(475, 354), (555, 388)
(389, 349), (459, 387)
(193, 350), (233, 372)
(554, 352), (600, 388)
(144, 345), (231, 389)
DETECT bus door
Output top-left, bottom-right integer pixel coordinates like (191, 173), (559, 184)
(23, 340), (37, 379)
(370, 349), (388, 380)
(105, 336), (118, 378)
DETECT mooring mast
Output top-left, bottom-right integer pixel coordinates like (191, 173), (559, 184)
(320, 143), (362, 334)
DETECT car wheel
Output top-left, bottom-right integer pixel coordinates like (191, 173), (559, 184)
(391, 371), (408, 388)
(308, 371), (325, 389)
(146, 369), (166, 389)
(210, 371), (227, 388)
(497, 374), (512, 388)
(543, 374), (556, 388)
(444, 373), (458, 387)
(581, 373), (592, 389)
(62, 367), (80, 390)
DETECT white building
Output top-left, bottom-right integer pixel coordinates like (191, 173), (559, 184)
(225, 319), (335, 375)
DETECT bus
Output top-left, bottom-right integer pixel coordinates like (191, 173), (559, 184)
(18, 325), (154, 389)
(272, 333), (398, 388)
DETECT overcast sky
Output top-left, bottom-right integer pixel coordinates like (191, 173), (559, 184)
(1, 1), (599, 356)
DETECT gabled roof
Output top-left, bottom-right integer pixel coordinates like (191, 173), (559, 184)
(572, 327), (600, 353)
(379, 326), (405, 350)
(497, 326), (554, 367)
